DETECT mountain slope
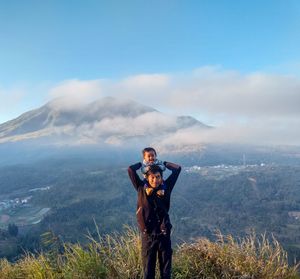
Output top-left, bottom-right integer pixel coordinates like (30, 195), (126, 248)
(0, 97), (210, 145)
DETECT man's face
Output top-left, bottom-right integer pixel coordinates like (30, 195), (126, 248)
(144, 151), (156, 163)
(147, 172), (162, 188)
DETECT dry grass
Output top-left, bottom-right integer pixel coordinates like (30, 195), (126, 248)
(173, 231), (299, 279)
(0, 227), (299, 279)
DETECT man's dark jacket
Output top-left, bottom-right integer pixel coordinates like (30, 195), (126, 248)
(128, 162), (181, 235)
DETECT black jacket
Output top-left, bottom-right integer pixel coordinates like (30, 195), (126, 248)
(128, 161), (181, 235)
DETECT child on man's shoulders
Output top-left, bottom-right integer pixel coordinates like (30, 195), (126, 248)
(141, 147), (166, 197)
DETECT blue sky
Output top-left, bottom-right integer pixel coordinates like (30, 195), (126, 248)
(1, 0), (299, 84)
(1, 0), (300, 145)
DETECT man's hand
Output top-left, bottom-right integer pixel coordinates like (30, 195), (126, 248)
(130, 162), (142, 170)
(145, 187), (154, 196)
(157, 189), (165, 197)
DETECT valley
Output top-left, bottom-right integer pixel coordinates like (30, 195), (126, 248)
(0, 186), (51, 228)
(1, 157), (300, 263)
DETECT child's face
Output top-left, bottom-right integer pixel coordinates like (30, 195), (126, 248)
(147, 172), (162, 188)
(143, 151), (156, 163)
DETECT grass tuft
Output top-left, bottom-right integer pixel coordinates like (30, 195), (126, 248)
(173, 231), (299, 279)
(0, 227), (299, 279)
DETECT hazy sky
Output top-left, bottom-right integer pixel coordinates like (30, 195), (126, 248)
(1, 0), (300, 145)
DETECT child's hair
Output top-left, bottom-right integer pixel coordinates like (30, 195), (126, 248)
(142, 147), (157, 156)
(145, 164), (163, 178)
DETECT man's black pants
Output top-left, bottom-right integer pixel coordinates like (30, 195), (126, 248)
(141, 233), (172, 279)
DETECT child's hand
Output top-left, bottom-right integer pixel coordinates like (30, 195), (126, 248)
(156, 160), (163, 165)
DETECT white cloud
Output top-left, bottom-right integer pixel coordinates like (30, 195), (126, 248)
(45, 74), (170, 112)
(3, 67), (300, 147)
(159, 68), (300, 120)
(120, 74), (170, 90)
(48, 79), (104, 110)
(42, 67), (300, 146)
(182, 69), (297, 118)
(72, 111), (177, 140)
(151, 118), (300, 152)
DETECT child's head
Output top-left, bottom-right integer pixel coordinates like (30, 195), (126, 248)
(146, 165), (163, 188)
(142, 147), (157, 163)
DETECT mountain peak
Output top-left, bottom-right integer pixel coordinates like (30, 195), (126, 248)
(0, 97), (209, 146)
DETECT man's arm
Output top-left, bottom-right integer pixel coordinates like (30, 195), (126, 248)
(164, 161), (181, 191)
(128, 162), (143, 191)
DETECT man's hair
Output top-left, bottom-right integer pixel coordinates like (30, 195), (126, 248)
(146, 164), (163, 178)
(142, 147), (157, 156)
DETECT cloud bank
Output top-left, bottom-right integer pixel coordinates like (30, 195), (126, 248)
(45, 67), (300, 119)
(48, 79), (104, 111)
(41, 67), (300, 147)
(2, 66), (300, 148)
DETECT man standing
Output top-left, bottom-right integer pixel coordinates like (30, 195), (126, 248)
(128, 157), (181, 279)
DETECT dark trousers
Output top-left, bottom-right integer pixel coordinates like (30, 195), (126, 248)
(141, 233), (172, 279)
